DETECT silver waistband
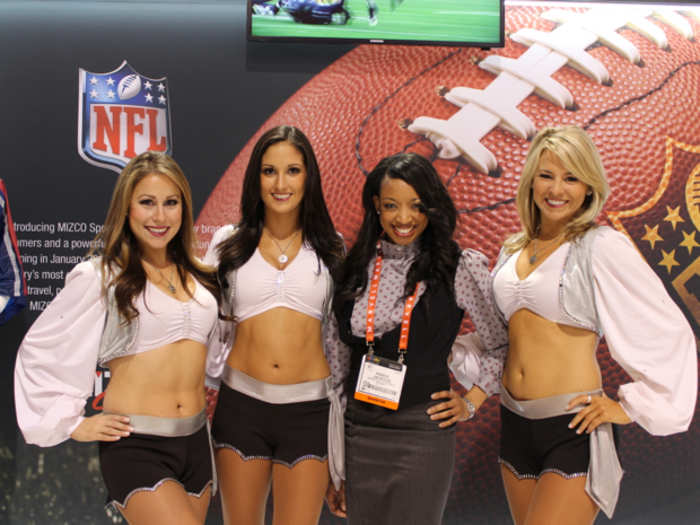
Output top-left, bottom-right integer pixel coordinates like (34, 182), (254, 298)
(222, 365), (330, 404)
(124, 410), (207, 437)
(500, 385), (603, 418)
(500, 385), (623, 519)
(220, 366), (343, 490)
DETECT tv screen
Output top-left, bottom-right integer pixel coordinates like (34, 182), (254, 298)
(247, 0), (504, 47)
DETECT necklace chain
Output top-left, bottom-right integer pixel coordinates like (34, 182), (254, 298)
(266, 229), (300, 266)
(529, 232), (564, 265)
(157, 266), (177, 294)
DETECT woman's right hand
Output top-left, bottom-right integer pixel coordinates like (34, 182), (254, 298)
(326, 480), (347, 518)
(70, 414), (132, 442)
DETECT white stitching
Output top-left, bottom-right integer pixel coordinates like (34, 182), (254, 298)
(107, 477), (213, 511)
(273, 454), (328, 468)
(213, 442), (328, 467)
(407, 6), (695, 173)
(498, 458), (586, 481)
(214, 442), (272, 461)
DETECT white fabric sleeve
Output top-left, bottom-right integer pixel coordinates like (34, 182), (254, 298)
(14, 261), (106, 447)
(592, 228), (697, 436)
(205, 319), (233, 390)
(203, 225), (237, 389)
(203, 224), (236, 266)
(453, 249), (508, 396)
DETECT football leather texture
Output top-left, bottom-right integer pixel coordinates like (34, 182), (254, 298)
(198, 3), (699, 518)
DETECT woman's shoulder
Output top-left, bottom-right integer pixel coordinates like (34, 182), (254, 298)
(590, 225), (626, 243)
(458, 247), (489, 267)
(67, 257), (103, 283)
(575, 225), (633, 255)
(74, 256), (126, 283)
(204, 224), (239, 266)
(304, 230), (345, 252)
(210, 224), (238, 244)
(453, 248), (492, 283)
(45, 257), (107, 306)
(574, 226), (650, 279)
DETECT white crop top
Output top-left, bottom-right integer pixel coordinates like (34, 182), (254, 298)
(132, 279), (218, 354)
(14, 260), (219, 447)
(234, 242), (331, 322)
(493, 243), (571, 325)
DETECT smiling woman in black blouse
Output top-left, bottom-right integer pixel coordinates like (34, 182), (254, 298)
(324, 152), (508, 525)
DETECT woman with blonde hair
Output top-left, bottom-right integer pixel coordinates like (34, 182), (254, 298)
(15, 151), (221, 524)
(465, 125), (697, 524)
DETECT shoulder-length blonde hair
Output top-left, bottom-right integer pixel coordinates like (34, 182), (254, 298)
(90, 151), (219, 320)
(504, 125), (610, 253)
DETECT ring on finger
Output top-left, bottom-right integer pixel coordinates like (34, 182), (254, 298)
(586, 394), (592, 404)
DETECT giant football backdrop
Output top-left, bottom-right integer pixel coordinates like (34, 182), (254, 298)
(1, 1), (698, 524)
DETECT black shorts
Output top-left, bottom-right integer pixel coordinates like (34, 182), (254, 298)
(212, 382), (330, 467)
(499, 404), (592, 480)
(99, 425), (213, 508)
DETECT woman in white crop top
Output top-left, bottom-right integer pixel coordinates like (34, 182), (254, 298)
(477, 126), (697, 524)
(204, 126), (345, 525)
(14, 152), (221, 524)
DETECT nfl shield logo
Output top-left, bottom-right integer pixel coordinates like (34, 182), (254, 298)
(77, 60), (172, 172)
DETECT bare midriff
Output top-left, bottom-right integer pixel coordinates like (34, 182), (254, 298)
(103, 340), (207, 417)
(227, 307), (329, 384)
(503, 309), (601, 400)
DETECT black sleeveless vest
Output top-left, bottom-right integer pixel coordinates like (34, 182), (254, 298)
(338, 280), (464, 409)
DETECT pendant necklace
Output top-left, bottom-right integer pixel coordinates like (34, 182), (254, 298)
(529, 232), (563, 265)
(268, 229), (300, 266)
(158, 266), (178, 294)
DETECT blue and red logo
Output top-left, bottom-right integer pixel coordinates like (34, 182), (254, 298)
(77, 60), (172, 172)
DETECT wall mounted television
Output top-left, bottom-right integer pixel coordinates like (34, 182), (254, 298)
(247, 0), (505, 47)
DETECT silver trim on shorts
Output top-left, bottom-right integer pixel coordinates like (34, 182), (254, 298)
(499, 385), (623, 519)
(123, 410), (207, 437)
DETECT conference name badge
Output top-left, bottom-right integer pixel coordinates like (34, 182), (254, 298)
(354, 354), (406, 410)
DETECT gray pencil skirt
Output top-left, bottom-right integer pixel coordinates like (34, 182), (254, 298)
(345, 399), (456, 525)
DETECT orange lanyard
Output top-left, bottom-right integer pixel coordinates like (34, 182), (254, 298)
(365, 243), (419, 363)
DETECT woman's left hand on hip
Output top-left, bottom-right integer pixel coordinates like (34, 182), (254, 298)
(567, 392), (632, 434)
(427, 389), (471, 428)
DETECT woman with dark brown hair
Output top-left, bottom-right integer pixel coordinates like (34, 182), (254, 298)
(204, 125), (345, 525)
(325, 152), (508, 524)
(15, 151), (221, 524)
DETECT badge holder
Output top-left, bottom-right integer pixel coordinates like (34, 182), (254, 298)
(353, 242), (417, 411)
(354, 344), (407, 410)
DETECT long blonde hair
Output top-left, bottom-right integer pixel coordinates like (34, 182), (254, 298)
(504, 126), (610, 253)
(90, 151), (219, 320)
